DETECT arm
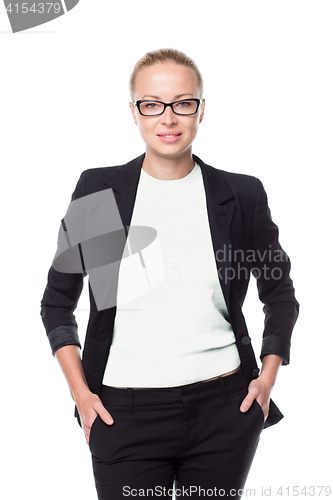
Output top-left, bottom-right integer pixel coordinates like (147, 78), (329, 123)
(54, 345), (114, 445)
(240, 179), (299, 418)
(40, 170), (88, 355)
(251, 178), (299, 364)
(41, 171), (113, 444)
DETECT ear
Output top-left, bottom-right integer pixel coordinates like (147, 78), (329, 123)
(129, 102), (138, 126)
(199, 99), (205, 124)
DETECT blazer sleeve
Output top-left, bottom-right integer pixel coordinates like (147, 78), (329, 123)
(251, 178), (299, 365)
(40, 170), (88, 356)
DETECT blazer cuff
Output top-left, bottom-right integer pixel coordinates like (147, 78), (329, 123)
(260, 334), (291, 365)
(47, 325), (81, 357)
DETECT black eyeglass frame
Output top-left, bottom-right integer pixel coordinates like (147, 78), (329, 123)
(133, 98), (203, 116)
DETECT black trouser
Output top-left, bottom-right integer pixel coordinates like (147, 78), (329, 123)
(89, 365), (265, 499)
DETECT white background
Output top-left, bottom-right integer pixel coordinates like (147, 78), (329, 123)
(1, 1), (332, 498)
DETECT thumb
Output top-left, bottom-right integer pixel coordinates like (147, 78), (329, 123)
(240, 394), (254, 413)
(94, 400), (114, 425)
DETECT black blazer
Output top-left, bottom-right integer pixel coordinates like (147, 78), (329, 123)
(40, 153), (299, 429)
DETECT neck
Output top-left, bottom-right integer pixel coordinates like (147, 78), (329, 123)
(142, 149), (195, 180)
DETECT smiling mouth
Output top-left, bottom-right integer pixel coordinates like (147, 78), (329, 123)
(157, 133), (182, 138)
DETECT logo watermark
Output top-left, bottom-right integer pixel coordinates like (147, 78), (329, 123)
(3, 0), (80, 33)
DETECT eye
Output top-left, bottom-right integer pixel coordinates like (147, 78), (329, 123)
(173, 100), (197, 114)
(143, 101), (162, 109)
(175, 100), (192, 107)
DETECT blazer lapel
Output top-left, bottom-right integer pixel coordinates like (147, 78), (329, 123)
(99, 153), (145, 234)
(193, 154), (236, 314)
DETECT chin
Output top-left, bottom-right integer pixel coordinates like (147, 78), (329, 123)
(152, 149), (188, 160)
(148, 142), (192, 159)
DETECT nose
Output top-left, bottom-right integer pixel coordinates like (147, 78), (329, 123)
(161, 105), (178, 126)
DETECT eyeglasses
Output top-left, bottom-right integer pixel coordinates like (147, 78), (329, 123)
(133, 98), (202, 116)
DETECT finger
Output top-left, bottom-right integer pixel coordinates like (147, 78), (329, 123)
(240, 394), (254, 412)
(94, 400), (114, 425)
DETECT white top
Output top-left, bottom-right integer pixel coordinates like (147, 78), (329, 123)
(102, 161), (241, 388)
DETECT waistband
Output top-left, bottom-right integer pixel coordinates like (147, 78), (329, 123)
(100, 365), (248, 408)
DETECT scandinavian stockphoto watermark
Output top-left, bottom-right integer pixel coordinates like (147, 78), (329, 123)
(166, 245), (288, 283)
(51, 189), (289, 311)
(3, 0), (80, 33)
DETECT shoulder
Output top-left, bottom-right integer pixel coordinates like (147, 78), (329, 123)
(70, 166), (115, 200)
(218, 170), (266, 213)
(195, 155), (265, 202)
(71, 155), (141, 200)
(219, 168), (263, 191)
(79, 163), (126, 185)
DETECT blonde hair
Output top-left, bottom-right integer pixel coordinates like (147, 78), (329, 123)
(129, 48), (204, 101)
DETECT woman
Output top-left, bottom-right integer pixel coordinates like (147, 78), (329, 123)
(41, 48), (299, 499)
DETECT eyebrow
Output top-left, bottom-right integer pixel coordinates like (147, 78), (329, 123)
(140, 93), (194, 100)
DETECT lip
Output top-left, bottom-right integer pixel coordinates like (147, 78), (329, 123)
(157, 132), (182, 143)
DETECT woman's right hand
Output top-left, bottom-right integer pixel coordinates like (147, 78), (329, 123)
(53, 345), (114, 445)
(76, 390), (114, 445)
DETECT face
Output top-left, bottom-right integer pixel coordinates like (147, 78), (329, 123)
(130, 62), (205, 161)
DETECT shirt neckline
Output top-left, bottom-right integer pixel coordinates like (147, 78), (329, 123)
(140, 162), (201, 189)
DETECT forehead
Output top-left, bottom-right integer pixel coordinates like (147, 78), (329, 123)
(134, 62), (199, 99)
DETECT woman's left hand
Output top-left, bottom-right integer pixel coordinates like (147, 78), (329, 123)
(240, 377), (271, 422)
